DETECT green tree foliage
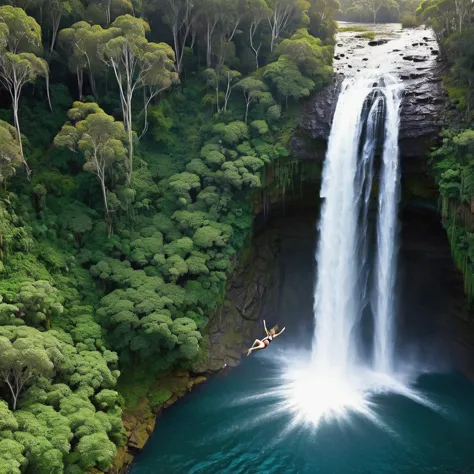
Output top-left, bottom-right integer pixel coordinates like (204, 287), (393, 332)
(45, 0), (84, 53)
(267, 0), (311, 51)
(0, 6), (48, 175)
(264, 55), (316, 103)
(0, 0), (336, 470)
(431, 129), (474, 204)
(55, 102), (128, 224)
(100, 15), (178, 183)
(415, 0), (473, 111)
(245, 0), (272, 68)
(156, 0), (196, 76)
(0, 327), (60, 410)
(16, 280), (64, 329)
(347, 0), (399, 22)
(236, 77), (268, 123)
(0, 120), (23, 182)
(84, 0), (133, 25)
(0, 325), (122, 471)
(277, 29), (333, 86)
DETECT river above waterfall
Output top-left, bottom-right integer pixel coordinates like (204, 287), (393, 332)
(333, 22), (440, 76)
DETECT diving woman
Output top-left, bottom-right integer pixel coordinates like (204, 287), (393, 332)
(247, 320), (285, 356)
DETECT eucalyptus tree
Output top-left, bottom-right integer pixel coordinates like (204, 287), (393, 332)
(236, 77), (268, 122)
(276, 28), (333, 87)
(0, 326), (62, 411)
(45, 0), (84, 52)
(246, 0), (272, 69)
(196, 0), (222, 68)
(267, 0), (309, 51)
(308, 0), (340, 39)
(263, 55), (315, 105)
(203, 67), (241, 113)
(351, 0), (399, 22)
(85, 0), (134, 25)
(417, 0), (473, 35)
(0, 6), (48, 177)
(100, 15), (178, 183)
(58, 21), (113, 99)
(54, 102), (128, 223)
(158, 0), (196, 76)
(58, 21), (89, 99)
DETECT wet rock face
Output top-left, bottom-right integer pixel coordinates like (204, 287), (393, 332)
(193, 232), (281, 373)
(291, 23), (448, 161)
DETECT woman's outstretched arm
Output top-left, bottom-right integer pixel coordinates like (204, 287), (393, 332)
(274, 327), (286, 338)
(263, 320), (269, 336)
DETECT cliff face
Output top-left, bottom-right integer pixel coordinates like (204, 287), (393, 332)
(291, 23), (447, 164)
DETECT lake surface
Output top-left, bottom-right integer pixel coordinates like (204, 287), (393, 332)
(130, 354), (474, 474)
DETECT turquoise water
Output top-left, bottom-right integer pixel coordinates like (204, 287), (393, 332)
(130, 356), (474, 474)
(130, 216), (474, 474)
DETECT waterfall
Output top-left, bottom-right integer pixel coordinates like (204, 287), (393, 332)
(312, 74), (403, 377)
(373, 80), (403, 372)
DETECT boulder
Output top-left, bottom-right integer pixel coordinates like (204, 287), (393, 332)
(369, 39), (389, 46)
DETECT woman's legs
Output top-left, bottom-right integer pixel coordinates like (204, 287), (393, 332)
(247, 340), (265, 356)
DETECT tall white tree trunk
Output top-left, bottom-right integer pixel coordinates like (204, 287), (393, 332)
(77, 68), (83, 100)
(50, 15), (61, 53)
(249, 22), (261, 69)
(206, 22), (212, 67)
(11, 82), (29, 177)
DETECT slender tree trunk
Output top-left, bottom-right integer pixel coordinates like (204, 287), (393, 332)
(215, 80), (220, 113)
(106, 0), (112, 25)
(50, 15), (61, 53)
(224, 72), (231, 111)
(249, 22), (261, 69)
(77, 68), (84, 100)
(172, 25), (181, 75)
(270, 16), (276, 52)
(4, 378), (18, 411)
(89, 73), (98, 99)
(11, 83), (30, 177)
(100, 176), (109, 218)
(206, 22), (212, 68)
(126, 92), (133, 184)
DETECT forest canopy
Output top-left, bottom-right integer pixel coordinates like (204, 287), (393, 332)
(0, 0), (336, 471)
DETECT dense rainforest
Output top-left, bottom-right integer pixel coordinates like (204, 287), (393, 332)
(417, 0), (474, 304)
(0, 0), (337, 472)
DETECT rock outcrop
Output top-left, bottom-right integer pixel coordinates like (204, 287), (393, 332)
(194, 231), (281, 372)
(291, 23), (448, 162)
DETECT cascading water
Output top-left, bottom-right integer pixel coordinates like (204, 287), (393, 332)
(312, 76), (390, 375)
(313, 72), (404, 374)
(373, 81), (403, 373)
(279, 73), (428, 428)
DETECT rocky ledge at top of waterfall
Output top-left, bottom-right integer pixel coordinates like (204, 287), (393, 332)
(291, 22), (448, 161)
